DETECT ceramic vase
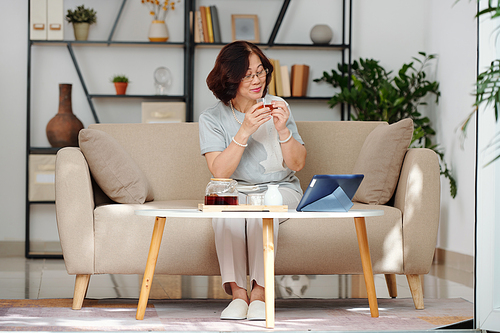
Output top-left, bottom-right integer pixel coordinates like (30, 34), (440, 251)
(73, 22), (89, 41)
(148, 20), (169, 42)
(46, 84), (84, 147)
(310, 24), (333, 44)
(264, 184), (283, 206)
(114, 82), (128, 95)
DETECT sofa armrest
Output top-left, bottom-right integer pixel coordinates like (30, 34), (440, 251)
(55, 147), (95, 275)
(393, 148), (440, 275)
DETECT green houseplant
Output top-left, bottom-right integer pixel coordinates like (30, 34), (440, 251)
(460, 2), (500, 166)
(66, 5), (97, 41)
(111, 75), (129, 95)
(315, 52), (457, 198)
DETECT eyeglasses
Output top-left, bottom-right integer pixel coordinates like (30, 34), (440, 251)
(241, 68), (268, 82)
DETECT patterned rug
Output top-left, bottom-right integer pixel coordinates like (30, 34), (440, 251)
(0, 298), (473, 331)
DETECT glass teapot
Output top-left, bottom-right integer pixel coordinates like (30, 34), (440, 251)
(205, 178), (239, 205)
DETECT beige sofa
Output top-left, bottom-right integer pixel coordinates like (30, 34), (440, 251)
(55, 121), (440, 311)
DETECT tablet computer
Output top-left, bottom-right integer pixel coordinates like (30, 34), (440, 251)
(296, 174), (364, 212)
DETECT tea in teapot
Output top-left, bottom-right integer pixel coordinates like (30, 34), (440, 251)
(205, 178), (239, 205)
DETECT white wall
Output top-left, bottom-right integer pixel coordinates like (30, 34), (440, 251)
(427, 1), (477, 256)
(0, 1), (28, 242)
(0, 0), (477, 258)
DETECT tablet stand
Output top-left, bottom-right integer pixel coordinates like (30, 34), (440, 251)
(300, 186), (354, 212)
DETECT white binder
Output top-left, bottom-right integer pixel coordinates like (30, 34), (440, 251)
(30, 0), (47, 40)
(47, 0), (63, 40)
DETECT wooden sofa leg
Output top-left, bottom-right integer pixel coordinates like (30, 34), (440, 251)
(406, 274), (424, 309)
(385, 274), (397, 298)
(72, 274), (91, 310)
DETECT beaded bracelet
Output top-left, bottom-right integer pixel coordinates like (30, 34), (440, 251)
(232, 136), (248, 148)
(278, 131), (293, 144)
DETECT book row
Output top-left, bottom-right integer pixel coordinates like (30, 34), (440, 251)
(269, 61), (310, 98)
(194, 5), (221, 43)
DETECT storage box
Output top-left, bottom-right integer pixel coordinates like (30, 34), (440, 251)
(47, 0), (64, 40)
(29, 154), (56, 201)
(141, 102), (186, 123)
(30, 0), (47, 40)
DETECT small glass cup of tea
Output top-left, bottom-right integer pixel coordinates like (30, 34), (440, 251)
(256, 98), (274, 112)
(247, 193), (265, 206)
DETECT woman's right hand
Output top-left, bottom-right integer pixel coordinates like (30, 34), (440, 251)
(239, 101), (272, 137)
(205, 102), (272, 178)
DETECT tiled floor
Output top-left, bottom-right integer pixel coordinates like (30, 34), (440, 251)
(0, 256), (473, 303)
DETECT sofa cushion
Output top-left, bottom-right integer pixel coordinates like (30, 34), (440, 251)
(78, 129), (154, 204)
(352, 118), (413, 205)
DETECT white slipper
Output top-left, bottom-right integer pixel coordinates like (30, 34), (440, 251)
(220, 299), (249, 320)
(247, 300), (266, 321)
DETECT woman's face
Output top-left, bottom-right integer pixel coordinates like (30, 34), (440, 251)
(235, 52), (266, 102)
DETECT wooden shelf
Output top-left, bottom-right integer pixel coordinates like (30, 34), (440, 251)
(30, 40), (185, 47)
(88, 94), (186, 99)
(29, 147), (61, 154)
(195, 42), (348, 51)
(29, 201), (56, 205)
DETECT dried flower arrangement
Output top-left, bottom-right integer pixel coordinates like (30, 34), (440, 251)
(141, 0), (180, 21)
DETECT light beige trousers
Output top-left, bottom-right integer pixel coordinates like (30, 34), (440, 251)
(212, 187), (302, 295)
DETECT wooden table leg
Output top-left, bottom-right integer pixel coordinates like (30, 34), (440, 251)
(354, 217), (379, 318)
(262, 217), (275, 329)
(136, 216), (166, 320)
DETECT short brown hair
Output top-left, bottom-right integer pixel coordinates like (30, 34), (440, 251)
(206, 41), (274, 105)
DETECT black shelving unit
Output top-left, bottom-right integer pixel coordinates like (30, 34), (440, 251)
(192, 0), (352, 120)
(26, 0), (351, 258)
(25, 0), (193, 258)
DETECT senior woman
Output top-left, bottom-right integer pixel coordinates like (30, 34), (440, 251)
(199, 41), (306, 320)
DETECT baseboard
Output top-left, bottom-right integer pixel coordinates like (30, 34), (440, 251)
(0, 241), (24, 257)
(0, 241), (62, 257)
(434, 248), (474, 273)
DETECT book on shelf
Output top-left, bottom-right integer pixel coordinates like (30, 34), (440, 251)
(268, 59), (276, 95)
(193, 11), (201, 43)
(280, 65), (291, 97)
(199, 6), (209, 42)
(205, 6), (214, 43)
(210, 6), (221, 43)
(273, 59), (283, 97)
(291, 64), (310, 97)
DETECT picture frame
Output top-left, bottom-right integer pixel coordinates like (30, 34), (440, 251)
(231, 14), (259, 43)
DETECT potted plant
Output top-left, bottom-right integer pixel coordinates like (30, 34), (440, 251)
(66, 5), (97, 41)
(111, 75), (129, 95)
(460, 2), (500, 166)
(315, 52), (457, 198)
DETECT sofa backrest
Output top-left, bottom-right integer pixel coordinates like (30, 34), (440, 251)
(295, 121), (382, 192)
(89, 123), (211, 201)
(89, 121), (383, 200)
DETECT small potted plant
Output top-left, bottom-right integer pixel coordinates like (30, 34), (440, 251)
(111, 75), (129, 95)
(66, 5), (97, 41)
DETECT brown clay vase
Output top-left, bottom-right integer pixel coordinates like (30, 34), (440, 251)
(46, 84), (84, 147)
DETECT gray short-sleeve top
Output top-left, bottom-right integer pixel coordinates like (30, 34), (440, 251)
(199, 95), (304, 194)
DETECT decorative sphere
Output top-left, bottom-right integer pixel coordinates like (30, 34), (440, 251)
(310, 24), (333, 44)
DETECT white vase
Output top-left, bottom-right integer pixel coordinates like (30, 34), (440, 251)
(264, 184), (283, 206)
(148, 20), (169, 42)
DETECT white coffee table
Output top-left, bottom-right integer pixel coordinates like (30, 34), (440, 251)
(134, 208), (384, 328)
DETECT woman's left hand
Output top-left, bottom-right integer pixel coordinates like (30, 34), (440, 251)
(270, 100), (290, 134)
